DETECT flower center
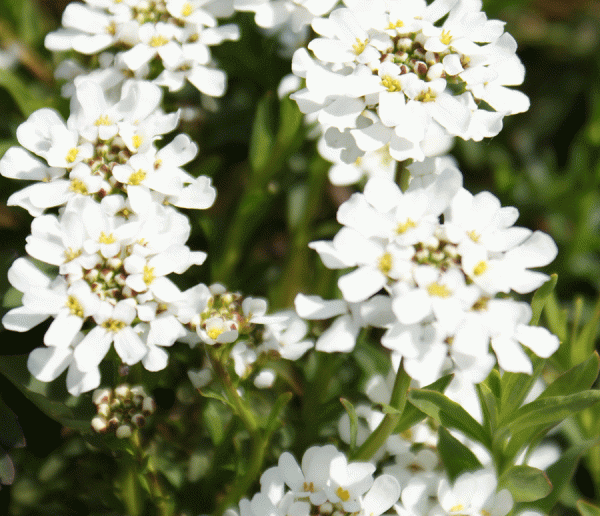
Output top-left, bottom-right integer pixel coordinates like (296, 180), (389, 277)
(66, 148), (79, 163)
(102, 319), (127, 332)
(129, 169), (147, 185)
(352, 37), (368, 55)
(66, 295), (84, 317)
(378, 252), (393, 275)
(397, 218), (416, 234)
(427, 282), (451, 298)
(473, 261), (488, 276)
(143, 265), (155, 285)
(336, 487), (350, 502)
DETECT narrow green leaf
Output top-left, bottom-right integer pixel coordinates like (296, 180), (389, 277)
(577, 500), (600, 516)
(498, 465), (552, 502)
(503, 391), (600, 434)
(198, 389), (235, 410)
(0, 355), (94, 432)
(499, 359), (545, 424)
(276, 97), (304, 147)
(530, 274), (558, 325)
(0, 447), (15, 486)
(0, 69), (51, 117)
(0, 395), (24, 450)
(248, 95), (275, 175)
(408, 389), (490, 448)
(544, 291), (569, 343)
(539, 352), (600, 399)
(203, 401), (225, 446)
(437, 427), (483, 482)
(476, 382), (497, 436)
(340, 398), (359, 452)
(394, 374), (453, 434)
(265, 391), (293, 434)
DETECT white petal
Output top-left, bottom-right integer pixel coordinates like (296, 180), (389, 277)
(27, 346), (72, 382)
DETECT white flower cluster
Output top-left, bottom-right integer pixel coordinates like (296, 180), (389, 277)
(45, 0), (240, 96)
(231, 445), (401, 516)
(0, 78), (221, 394)
(91, 384), (157, 437)
(291, 0), (529, 163)
(297, 159), (560, 386)
(0, 80), (216, 217)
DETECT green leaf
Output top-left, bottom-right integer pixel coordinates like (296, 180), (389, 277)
(407, 388), (491, 448)
(340, 398), (358, 452)
(498, 465), (552, 502)
(502, 391), (600, 434)
(265, 391), (293, 435)
(394, 374), (453, 434)
(0, 394), (25, 450)
(0, 447), (15, 486)
(0, 69), (52, 117)
(248, 94), (276, 175)
(521, 439), (599, 513)
(198, 388), (236, 410)
(539, 352), (600, 399)
(0, 355), (94, 432)
(203, 400), (225, 446)
(499, 359), (545, 423)
(476, 382), (498, 436)
(530, 274), (558, 325)
(437, 426), (483, 482)
(577, 500), (600, 516)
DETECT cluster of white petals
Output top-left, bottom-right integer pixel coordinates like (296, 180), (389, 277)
(45, 0), (240, 96)
(0, 80), (216, 217)
(230, 445), (401, 516)
(291, 0), (529, 163)
(298, 160), (560, 386)
(3, 198), (207, 394)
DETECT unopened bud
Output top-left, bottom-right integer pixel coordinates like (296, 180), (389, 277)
(115, 384), (130, 399)
(397, 37), (412, 51)
(427, 63), (444, 80)
(116, 424), (132, 439)
(92, 388), (111, 405)
(131, 413), (146, 428)
(91, 416), (108, 433)
(142, 397), (156, 415)
(107, 257), (122, 270)
(97, 403), (111, 419)
(320, 503), (333, 515)
(415, 61), (428, 76)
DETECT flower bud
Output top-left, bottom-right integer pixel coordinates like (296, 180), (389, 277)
(91, 416), (108, 433)
(116, 424), (132, 439)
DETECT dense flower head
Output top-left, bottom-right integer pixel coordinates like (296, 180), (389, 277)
(299, 161), (559, 385)
(3, 198), (207, 393)
(91, 384), (156, 437)
(182, 284), (314, 388)
(44, 0), (240, 96)
(233, 445), (401, 516)
(0, 80), (216, 217)
(291, 0), (529, 163)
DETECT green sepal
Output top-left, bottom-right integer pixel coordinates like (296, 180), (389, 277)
(340, 398), (359, 453)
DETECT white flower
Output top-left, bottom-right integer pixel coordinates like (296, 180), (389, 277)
(46, 0), (240, 95)
(437, 469), (512, 516)
(291, 0), (528, 162)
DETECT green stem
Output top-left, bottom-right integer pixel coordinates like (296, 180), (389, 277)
(350, 362), (411, 461)
(208, 348), (272, 514)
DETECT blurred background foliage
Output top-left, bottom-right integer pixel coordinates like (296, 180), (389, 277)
(2, 0), (600, 515)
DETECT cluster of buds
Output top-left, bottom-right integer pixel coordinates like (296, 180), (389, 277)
(90, 384), (156, 438)
(195, 284), (267, 345)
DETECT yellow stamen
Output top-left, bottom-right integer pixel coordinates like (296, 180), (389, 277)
(427, 282), (451, 298)
(99, 232), (116, 244)
(66, 296), (84, 318)
(65, 148), (79, 163)
(143, 265), (155, 285)
(378, 252), (393, 275)
(481, 511), (491, 516)
(69, 178), (88, 195)
(386, 20), (404, 30)
(467, 230), (480, 242)
(207, 327), (224, 340)
(64, 247), (82, 261)
(106, 22), (116, 35)
(150, 35), (169, 47)
(397, 218), (416, 234)
(132, 135), (143, 149)
(154, 158), (163, 169)
(416, 88), (436, 102)
(102, 319), (126, 332)
(128, 169), (147, 185)
(381, 75), (402, 92)
(336, 487), (350, 502)
(354, 156), (363, 166)
(473, 261), (488, 276)
(94, 115), (112, 126)
(450, 505), (465, 513)
(181, 2), (193, 16)
(303, 481), (315, 492)
(440, 29), (452, 45)
(352, 37), (368, 55)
